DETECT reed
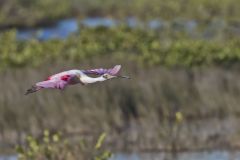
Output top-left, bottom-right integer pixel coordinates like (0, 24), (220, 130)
(1, 62), (240, 151)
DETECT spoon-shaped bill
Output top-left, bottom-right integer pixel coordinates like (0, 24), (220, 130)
(117, 75), (130, 79)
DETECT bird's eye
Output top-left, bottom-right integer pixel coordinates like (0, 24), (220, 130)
(103, 74), (108, 78)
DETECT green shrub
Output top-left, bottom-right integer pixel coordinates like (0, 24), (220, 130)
(16, 130), (112, 160)
(0, 28), (239, 70)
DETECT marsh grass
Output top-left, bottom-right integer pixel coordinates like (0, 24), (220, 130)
(1, 61), (240, 151)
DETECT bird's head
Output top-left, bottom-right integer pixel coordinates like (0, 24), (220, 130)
(102, 73), (116, 80)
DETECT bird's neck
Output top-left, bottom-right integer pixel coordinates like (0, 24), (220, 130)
(81, 76), (106, 84)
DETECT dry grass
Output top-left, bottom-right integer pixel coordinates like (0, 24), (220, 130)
(1, 60), (240, 151)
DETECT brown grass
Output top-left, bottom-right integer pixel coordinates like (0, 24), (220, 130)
(1, 60), (240, 152)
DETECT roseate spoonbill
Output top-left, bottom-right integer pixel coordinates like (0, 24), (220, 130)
(25, 65), (129, 95)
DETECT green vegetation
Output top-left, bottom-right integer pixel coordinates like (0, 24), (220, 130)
(0, 0), (239, 156)
(0, 0), (72, 27)
(0, 25), (240, 153)
(0, 27), (240, 71)
(16, 130), (111, 160)
(0, 0), (240, 27)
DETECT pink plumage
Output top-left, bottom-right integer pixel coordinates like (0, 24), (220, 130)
(25, 65), (129, 95)
(36, 74), (75, 90)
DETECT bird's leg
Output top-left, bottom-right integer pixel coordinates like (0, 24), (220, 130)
(25, 85), (41, 95)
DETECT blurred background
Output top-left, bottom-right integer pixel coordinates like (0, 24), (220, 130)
(0, 0), (240, 159)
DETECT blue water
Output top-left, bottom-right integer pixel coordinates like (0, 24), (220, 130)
(2, 151), (240, 160)
(111, 151), (240, 160)
(82, 17), (118, 27)
(17, 19), (78, 41)
(14, 17), (239, 41)
(0, 155), (16, 160)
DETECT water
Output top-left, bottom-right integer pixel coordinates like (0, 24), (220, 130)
(0, 155), (16, 160)
(14, 17), (240, 41)
(82, 17), (118, 27)
(2, 151), (240, 160)
(110, 151), (240, 160)
(17, 19), (78, 41)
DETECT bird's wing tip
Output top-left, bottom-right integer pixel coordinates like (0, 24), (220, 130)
(112, 65), (121, 70)
(110, 65), (122, 75)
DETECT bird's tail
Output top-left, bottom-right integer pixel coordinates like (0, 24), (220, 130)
(25, 85), (41, 95)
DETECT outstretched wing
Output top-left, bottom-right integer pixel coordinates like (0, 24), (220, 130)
(82, 65), (121, 76)
(37, 74), (77, 89)
(36, 79), (67, 90)
(25, 74), (78, 95)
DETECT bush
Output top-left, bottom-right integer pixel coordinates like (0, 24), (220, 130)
(16, 130), (112, 160)
(0, 28), (240, 70)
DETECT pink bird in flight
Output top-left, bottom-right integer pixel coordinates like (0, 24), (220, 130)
(25, 65), (129, 95)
